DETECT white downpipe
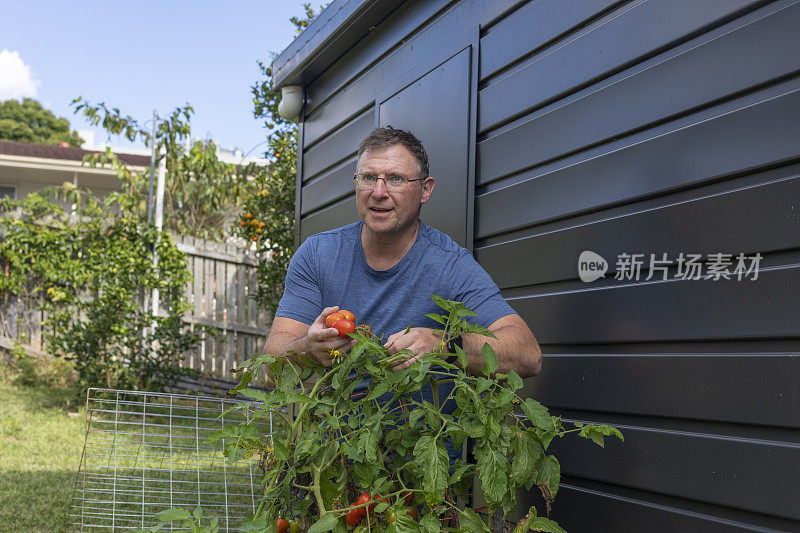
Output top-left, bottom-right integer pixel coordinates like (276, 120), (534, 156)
(150, 153), (166, 352)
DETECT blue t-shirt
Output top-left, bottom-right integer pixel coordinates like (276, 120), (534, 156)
(276, 220), (515, 334)
(275, 220), (516, 462)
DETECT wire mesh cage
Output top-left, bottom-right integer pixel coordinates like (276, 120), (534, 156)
(66, 388), (274, 532)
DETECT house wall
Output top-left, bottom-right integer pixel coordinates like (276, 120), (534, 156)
(291, 1), (800, 530)
(0, 161), (122, 202)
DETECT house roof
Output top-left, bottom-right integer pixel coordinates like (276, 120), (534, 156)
(0, 140), (151, 167)
(270, 0), (404, 89)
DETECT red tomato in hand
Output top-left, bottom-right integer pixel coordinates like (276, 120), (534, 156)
(345, 506), (363, 525)
(276, 518), (289, 533)
(333, 319), (356, 338)
(338, 309), (355, 322)
(325, 312), (343, 328)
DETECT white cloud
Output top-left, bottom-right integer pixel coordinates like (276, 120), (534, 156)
(0, 49), (40, 100)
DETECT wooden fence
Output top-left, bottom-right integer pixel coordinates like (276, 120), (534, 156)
(0, 235), (270, 378)
(173, 234), (269, 377)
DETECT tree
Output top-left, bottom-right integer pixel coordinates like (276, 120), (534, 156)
(0, 185), (203, 394)
(71, 99), (259, 242)
(241, 3), (325, 318)
(0, 98), (84, 146)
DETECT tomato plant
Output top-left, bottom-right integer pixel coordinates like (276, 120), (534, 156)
(220, 295), (622, 532)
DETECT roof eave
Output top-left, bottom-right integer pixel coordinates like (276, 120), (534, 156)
(270, 0), (405, 90)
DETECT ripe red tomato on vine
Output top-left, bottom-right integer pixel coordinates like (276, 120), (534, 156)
(345, 505), (363, 525)
(276, 518), (289, 533)
(357, 492), (372, 512)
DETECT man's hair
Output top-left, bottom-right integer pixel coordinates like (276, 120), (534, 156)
(357, 126), (429, 180)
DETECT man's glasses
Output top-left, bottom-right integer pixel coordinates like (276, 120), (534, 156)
(354, 173), (424, 191)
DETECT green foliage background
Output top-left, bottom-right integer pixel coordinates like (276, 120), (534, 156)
(0, 98), (84, 146)
(72, 99), (258, 242)
(0, 187), (202, 392)
(240, 3), (325, 319)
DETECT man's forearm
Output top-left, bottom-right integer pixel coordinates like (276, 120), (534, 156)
(264, 332), (311, 367)
(460, 320), (542, 378)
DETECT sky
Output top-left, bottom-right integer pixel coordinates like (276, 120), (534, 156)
(0, 1), (318, 154)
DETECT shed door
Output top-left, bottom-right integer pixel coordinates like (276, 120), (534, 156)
(378, 48), (471, 247)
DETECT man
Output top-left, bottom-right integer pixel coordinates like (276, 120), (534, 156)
(264, 126), (541, 379)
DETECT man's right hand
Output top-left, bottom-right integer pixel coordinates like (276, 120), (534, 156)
(304, 306), (355, 367)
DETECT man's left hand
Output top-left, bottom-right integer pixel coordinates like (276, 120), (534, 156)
(384, 327), (444, 371)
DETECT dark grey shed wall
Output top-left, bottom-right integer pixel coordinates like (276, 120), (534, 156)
(280, 0), (800, 531)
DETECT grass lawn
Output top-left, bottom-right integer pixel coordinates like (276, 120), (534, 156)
(0, 356), (273, 532)
(0, 357), (85, 532)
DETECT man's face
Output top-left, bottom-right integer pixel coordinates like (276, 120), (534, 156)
(355, 144), (434, 237)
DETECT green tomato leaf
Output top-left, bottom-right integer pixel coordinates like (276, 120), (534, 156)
(413, 435), (448, 506)
(430, 293), (450, 311)
(519, 398), (553, 431)
(454, 306), (478, 317)
(393, 510), (422, 532)
(408, 407), (424, 426)
(366, 379), (391, 401)
(420, 513), (440, 533)
(534, 455), (561, 498)
(577, 423), (624, 448)
(481, 342), (498, 376)
(528, 517), (567, 533)
(424, 313), (447, 325)
(512, 429), (543, 489)
(239, 515), (267, 533)
(459, 508), (490, 532)
(307, 512), (339, 533)
(272, 439), (288, 462)
(475, 442), (509, 508)
(320, 466), (343, 510)
(506, 370), (523, 391)
(454, 343), (468, 370)
(155, 508), (192, 522)
(578, 424), (605, 447)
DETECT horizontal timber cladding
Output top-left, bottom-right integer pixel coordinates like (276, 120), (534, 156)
(475, 166), (800, 288)
(300, 196), (358, 243)
(521, 354), (800, 429)
(475, 76), (800, 238)
(544, 413), (800, 521)
(546, 478), (800, 532)
(478, 0), (800, 182)
(301, 108), (372, 180)
(300, 0), (523, 148)
(300, 157), (356, 216)
(506, 265), (800, 344)
(477, 0), (761, 132)
(478, 0), (621, 80)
